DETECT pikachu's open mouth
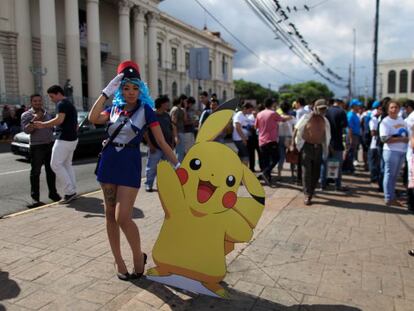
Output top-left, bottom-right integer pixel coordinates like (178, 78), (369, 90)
(197, 179), (217, 203)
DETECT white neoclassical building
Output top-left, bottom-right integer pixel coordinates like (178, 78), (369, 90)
(0, 0), (235, 109)
(378, 57), (414, 100)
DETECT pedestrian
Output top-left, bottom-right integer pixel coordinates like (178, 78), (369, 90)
(295, 97), (308, 121)
(21, 94), (61, 208)
(33, 85), (78, 204)
(144, 95), (176, 192)
(170, 96), (185, 162)
(294, 97), (309, 185)
(293, 99), (331, 205)
(198, 90), (210, 114)
(277, 101), (296, 178)
(379, 100), (408, 206)
(255, 98), (292, 185)
(321, 98), (348, 191)
(247, 106), (260, 172)
(405, 101), (414, 212)
(343, 99), (362, 174)
(183, 96), (196, 154)
(88, 60), (179, 280)
(367, 101), (382, 183)
(232, 102), (254, 166)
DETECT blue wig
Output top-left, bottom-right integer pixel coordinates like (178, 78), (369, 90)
(112, 78), (154, 110)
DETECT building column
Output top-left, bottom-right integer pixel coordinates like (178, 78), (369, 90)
(119, 0), (132, 61)
(65, 0), (83, 105)
(39, 0), (59, 94)
(133, 6), (146, 81)
(147, 12), (158, 97)
(87, 0), (102, 101)
(15, 0), (34, 96)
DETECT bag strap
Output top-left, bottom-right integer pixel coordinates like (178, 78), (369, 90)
(101, 106), (140, 152)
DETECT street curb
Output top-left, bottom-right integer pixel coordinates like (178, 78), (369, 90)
(0, 189), (102, 219)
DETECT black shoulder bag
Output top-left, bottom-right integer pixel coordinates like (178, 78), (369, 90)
(94, 108), (138, 175)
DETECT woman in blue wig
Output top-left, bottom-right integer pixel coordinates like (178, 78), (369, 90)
(89, 61), (179, 281)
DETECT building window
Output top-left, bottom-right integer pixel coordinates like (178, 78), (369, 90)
(411, 70), (414, 92)
(158, 79), (163, 95)
(157, 43), (162, 68)
(209, 60), (212, 77)
(400, 69), (408, 93)
(172, 81), (177, 98)
(171, 47), (177, 71)
(223, 90), (227, 101)
(222, 55), (228, 80)
(388, 70), (396, 94)
(185, 52), (190, 71)
(185, 84), (191, 96)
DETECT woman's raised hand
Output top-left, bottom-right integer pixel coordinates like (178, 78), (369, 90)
(102, 73), (124, 98)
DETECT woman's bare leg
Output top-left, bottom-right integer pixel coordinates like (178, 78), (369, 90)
(115, 185), (144, 272)
(101, 183), (127, 274)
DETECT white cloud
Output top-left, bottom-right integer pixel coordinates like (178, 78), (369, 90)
(159, 0), (414, 97)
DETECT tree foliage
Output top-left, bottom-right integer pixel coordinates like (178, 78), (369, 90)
(234, 79), (278, 104)
(278, 80), (334, 104)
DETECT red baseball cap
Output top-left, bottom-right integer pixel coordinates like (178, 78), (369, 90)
(117, 60), (140, 80)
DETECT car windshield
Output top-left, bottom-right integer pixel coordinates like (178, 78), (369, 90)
(77, 112), (88, 125)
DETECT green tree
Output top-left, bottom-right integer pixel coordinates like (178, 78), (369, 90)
(234, 79), (278, 104)
(278, 80), (334, 104)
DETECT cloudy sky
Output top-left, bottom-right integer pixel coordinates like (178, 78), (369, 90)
(159, 0), (414, 97)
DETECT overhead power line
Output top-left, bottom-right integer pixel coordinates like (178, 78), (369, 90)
(245, 0), (347, 88)
(194, 0), (303, 82)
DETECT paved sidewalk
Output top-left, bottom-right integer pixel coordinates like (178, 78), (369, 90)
(0, 170), (414, 311)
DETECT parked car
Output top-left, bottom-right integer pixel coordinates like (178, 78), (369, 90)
(11, 111), (107, 159)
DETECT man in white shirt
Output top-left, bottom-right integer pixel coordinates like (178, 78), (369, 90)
(232, 103), (254, 165)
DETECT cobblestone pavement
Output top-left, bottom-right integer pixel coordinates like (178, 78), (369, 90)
(0, 169), (413, 311)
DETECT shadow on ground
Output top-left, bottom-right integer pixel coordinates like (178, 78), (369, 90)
(0, 270), (20, 311)
(66, 196), (145, 219)
(131, 277), (362, 311)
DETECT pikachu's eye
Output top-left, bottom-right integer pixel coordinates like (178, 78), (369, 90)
(226, 175), (236, 187)
(189, 158), (201, 170)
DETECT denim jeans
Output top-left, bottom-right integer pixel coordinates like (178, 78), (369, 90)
(145, 148), (166, 188)
(321, 150), (343, 189)
(382, 149), (405, 202)
(175, 132), (185, 162)
(343, 134), (360, 173)
(368, 148), (380, 182)
(260, 142), (279, 179)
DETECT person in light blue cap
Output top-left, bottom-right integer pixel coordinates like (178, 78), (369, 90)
(366, 100), (382, 182)
(343, 99), (362, 173)
(372, 100), (380, 109)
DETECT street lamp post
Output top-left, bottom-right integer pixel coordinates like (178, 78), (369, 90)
(373, 0), (380, 99)
(29, 66), (47, 95)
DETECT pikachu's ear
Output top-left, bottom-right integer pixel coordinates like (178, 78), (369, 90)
(195, 110), (233, 143)
(195, 98), (239, 143)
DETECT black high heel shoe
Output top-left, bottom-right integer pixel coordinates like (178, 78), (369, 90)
(130, 253), (147, 279)
(114, 262), (130, 281)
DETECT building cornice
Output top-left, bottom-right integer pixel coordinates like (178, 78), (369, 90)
(158, 12), (236, 53)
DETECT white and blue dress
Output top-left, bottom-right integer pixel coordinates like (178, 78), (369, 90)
(96, 101), (159, 188)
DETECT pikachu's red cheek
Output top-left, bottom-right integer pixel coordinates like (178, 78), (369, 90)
(176, 168), (188, 185)
(222, 191), (237, 209)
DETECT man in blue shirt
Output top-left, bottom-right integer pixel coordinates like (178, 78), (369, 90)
(343, 99), (362, 173)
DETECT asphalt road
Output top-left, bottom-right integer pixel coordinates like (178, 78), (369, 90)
(0, 146), (149, 218)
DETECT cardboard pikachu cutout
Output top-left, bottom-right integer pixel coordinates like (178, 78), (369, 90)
(147, 99), (265, 298)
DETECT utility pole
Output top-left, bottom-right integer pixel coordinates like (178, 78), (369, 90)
(348, 63), (352, 100)
(352, 28), (356, 97)
(373, 0), (380, 99)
